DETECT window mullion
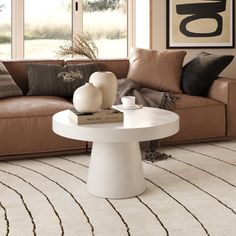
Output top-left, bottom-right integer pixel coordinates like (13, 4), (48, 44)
(128, 0), (136, 55)
(72, 0), (83, 38)
(11, 0), (24, 59)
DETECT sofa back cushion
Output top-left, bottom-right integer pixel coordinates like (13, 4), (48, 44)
(27, 63), (98, 97)
(2, 59), (130, 95)
(66, 59), (129, 79)
(3, 60), (64, 95)
(0, 61), (23, 98)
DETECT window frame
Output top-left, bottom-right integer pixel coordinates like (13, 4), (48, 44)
(11, 0), (24, 58)
(9, 0), (135, 59)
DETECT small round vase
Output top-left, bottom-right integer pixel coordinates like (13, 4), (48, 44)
(89, 71), (117, 109)
(73, 83), (102, 112)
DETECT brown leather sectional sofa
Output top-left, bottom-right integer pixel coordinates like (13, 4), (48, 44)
(1, 59), (236, 160)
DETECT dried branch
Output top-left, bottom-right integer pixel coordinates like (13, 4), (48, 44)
(57, 33), (98, 60)
(58, 70), (83, 83)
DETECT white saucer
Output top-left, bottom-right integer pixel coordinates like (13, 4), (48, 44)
(115, 104), (143, 110)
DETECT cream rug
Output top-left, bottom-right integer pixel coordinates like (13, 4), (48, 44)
(0, 140), (236, 236)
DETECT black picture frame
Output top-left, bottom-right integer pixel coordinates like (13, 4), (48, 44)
(166, 0), (235, 48)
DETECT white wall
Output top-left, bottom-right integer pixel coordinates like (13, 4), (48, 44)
(151, 0), (236, 78)
(135, 0), (150, 49)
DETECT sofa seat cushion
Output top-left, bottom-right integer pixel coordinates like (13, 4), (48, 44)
(174, 93), (224, 109)
(164, 94), (226, 143)
(0, 96), (74, 118)
(0, 96), (86, 157)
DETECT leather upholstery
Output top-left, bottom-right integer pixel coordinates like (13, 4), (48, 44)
(0, 59), (234, 159)
(66, 59), (129, 79)
(0, 59), (129, 159)
(0, 96), (86, 159)
(163, 93), (225, 143)
(208, 78), (236, 137)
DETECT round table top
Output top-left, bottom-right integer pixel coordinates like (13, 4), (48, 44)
(52, 107), (179, 143)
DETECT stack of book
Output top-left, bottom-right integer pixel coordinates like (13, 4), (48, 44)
(68, 108), (123, 124)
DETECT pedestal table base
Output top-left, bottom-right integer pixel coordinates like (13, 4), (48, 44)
(87, 141), (146, 199)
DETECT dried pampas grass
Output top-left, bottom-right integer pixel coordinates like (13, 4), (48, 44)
(57, 33), (98, 60)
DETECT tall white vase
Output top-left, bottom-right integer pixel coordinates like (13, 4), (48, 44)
(73, 82), (102, 112)
(89, 71), (117, 109)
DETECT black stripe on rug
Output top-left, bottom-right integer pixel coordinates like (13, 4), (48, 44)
(48, 157), (171, 235)
(6, 161), (95, 236)
(145, 178), (210, 236)
(210, 143), (236, 153)
(136, 196), (169, 236)
(0, 179), (36, 235)
(176, 146), (236, 167)
(59, 156), (89, 169)
(144, 161), (236, 215)
(34, 158), (131, 236)
(59, 156), (206, 235)
(57, 157), (172, 234)
(170, 157), (236, 188)
(0, 167), (64, 236)
(106, 199), (131, 236)
(0, 201), (9, 236)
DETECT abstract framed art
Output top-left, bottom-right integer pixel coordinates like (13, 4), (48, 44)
(167, 0), (235, 48)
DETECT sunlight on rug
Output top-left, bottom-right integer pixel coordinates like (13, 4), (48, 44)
(0, 140), (236, 236)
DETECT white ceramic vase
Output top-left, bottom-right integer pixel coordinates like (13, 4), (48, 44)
(73, 83), (102, 112)
(89, 71), (117, 109)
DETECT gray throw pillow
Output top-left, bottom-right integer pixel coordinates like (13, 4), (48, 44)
(0, 61), (23, 99)
(181, 52), (234, 96)
(27, 63), (98, 97)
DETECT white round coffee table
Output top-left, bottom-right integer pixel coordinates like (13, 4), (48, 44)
(52, 107), (179, 199)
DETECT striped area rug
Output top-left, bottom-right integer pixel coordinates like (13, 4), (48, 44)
(0, 140), (236, 236)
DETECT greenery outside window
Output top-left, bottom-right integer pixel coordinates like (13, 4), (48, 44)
(0, 0), (134, 59)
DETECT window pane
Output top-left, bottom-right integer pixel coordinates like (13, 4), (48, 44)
(24, 0), (72, 59)
(83, 0), (128, 58)
(0, 1), (11, 59)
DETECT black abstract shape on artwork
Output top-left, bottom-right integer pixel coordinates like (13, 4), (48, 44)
(176, 0), (227, 37)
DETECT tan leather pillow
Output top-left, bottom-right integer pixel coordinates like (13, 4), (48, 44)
(127, 48), (187, 93)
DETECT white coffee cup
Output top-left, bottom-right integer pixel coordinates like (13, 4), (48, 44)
(121, 96), (135, 108)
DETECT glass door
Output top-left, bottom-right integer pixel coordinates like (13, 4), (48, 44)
(24, 0), (73, 58)
(0, 0), (131, 59)
(82, 0), (128, 58)
(0, 0), (11, 59)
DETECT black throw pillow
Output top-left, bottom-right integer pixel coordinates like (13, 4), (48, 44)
(181, 52), (234, 96)
(27, 63), (98, 97)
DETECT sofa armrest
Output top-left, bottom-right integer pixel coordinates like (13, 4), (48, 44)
(207, 77), (236, 137)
